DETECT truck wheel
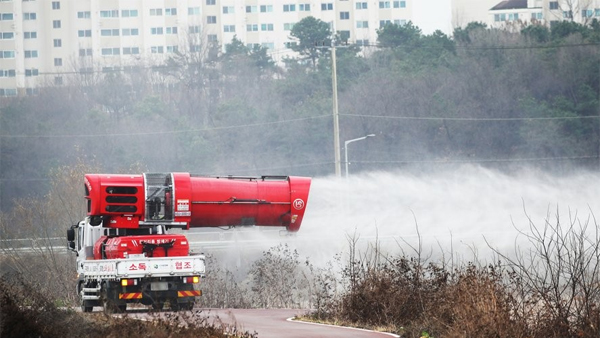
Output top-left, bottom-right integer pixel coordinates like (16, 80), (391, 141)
(183, 301), (194, 311)
(171, 301), (193, 312)
(101, 283), (125, 314)
(81, 300), (93, 313)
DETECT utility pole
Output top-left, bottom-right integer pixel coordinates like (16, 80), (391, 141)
(331, 41), (341, 177)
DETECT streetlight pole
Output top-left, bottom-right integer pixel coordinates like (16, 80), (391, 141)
(344, 134), (375, 178)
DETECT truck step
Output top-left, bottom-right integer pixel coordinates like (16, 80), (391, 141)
(82, 295), (100, 300)
(81, 285), (101, 300)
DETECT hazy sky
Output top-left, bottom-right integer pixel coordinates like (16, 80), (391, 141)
(413, 0), (453, 35)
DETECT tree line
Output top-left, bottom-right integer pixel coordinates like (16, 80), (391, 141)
(1, 18), (599, 210)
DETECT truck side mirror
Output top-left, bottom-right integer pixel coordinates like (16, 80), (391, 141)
(69, 241), (75, 250)
(67, 228), (75, 242)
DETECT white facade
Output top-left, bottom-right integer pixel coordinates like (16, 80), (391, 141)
(488, 0), (600, 29)
(0, 0), (414, 95)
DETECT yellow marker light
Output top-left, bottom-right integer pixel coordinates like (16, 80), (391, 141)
(121, 279), (128, 287)
(193, 276), (200, 284)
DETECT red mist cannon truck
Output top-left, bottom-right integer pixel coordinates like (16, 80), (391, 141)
(67, 173), (311, 312)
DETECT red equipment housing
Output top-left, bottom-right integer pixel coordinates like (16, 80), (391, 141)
(84, 173), (311, 232)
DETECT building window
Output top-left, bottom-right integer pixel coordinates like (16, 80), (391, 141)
(563, 10), (572, 18)
(100, 10), (119, 18)
(0, 13), (13, 21)
(24, 50), (38, 58)
(190, 44), (201, 52)
(54, 58), (62, 66)
(0, 32), (14, 39)
(261, 5), (273, 12)
(356, 2), (367, 9)
(151, 46), (164, 54)
(151, 27), (164, 35)
(1, 50), (15, 58)
(26, 88), (39, 96)
(508, 13), (518, 20)
(78, 29), (92, 37)
(24, 12), (37, 20)
(101, 29), (120, 36)
(261, 23), (274, 31)
(379, 20), (391, 27)
(189, 25), (200, 33)
(549, 1), (558, 9)
(494, 13), (506, 21)
(207, 16), (217, 24)
(122, 28), (139, 36)
(25, 69), (39, 77)
(340, 11), (349, 19)
(101, 47), (120, 55)
(52, 1), (60, 9)
(261, 42), (274, 50)
(393, 0), (406, 8)
(283, 4), (296, 12)
(53, 20), (61, 28)
(150, 8), (163, 16)
(166, 46), (178, 53)
(165, 8), (177, 15)
(188, 7), (200, 15)
(24, 31), (37, 39)
(531, 12), (542, 19)
(78, 48), (92, 56)
(321, 3), (333, 10)
(284, 41), (297, 48)
(395, 19), (407, 25)
(582, 9), (593, 17)
(1, 88), (18, 96)
(206, 0), (215, 5)
(356, 21), (368, 28)
(223, 6), (234, 13)
(77, 11), (91, 18)
(0, 69), (16, 77)
(207, 34), (217, 42)
(224, 24), (235, 32)
(53, 39), (61, 47)
(166, 26), (178, 34)
(246, 6), (258, 13)
(246, 24), (258, 31)
(121, 9), (138, 17)
(283, 22), (295, 30)
(123, 47), (140, 55)
(340, 30), (350, 41)
(379, 1), (390, 8)
(299, 3), (311, 11)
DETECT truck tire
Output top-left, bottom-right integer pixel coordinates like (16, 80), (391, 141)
(101, 283), (126, 314)
(171, 300), (194, 312)
(81, 300), (94, 313)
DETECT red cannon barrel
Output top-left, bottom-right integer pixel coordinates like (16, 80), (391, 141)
(85, 173), (311, 232)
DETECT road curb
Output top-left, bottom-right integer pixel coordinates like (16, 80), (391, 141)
(286, 317), (400, 337)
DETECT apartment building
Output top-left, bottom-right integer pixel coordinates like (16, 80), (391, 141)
(488, 0), (600, 28)
(0, 0), (412, 95)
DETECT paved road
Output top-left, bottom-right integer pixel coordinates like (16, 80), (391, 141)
(204, 308), (399, 338)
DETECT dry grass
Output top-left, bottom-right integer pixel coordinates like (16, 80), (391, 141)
(0, 273), (256, 338)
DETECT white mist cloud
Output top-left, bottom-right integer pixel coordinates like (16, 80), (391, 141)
(295, 166), (600, 263)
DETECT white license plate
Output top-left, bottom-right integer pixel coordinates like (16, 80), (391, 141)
(151, 282), (169, 291)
